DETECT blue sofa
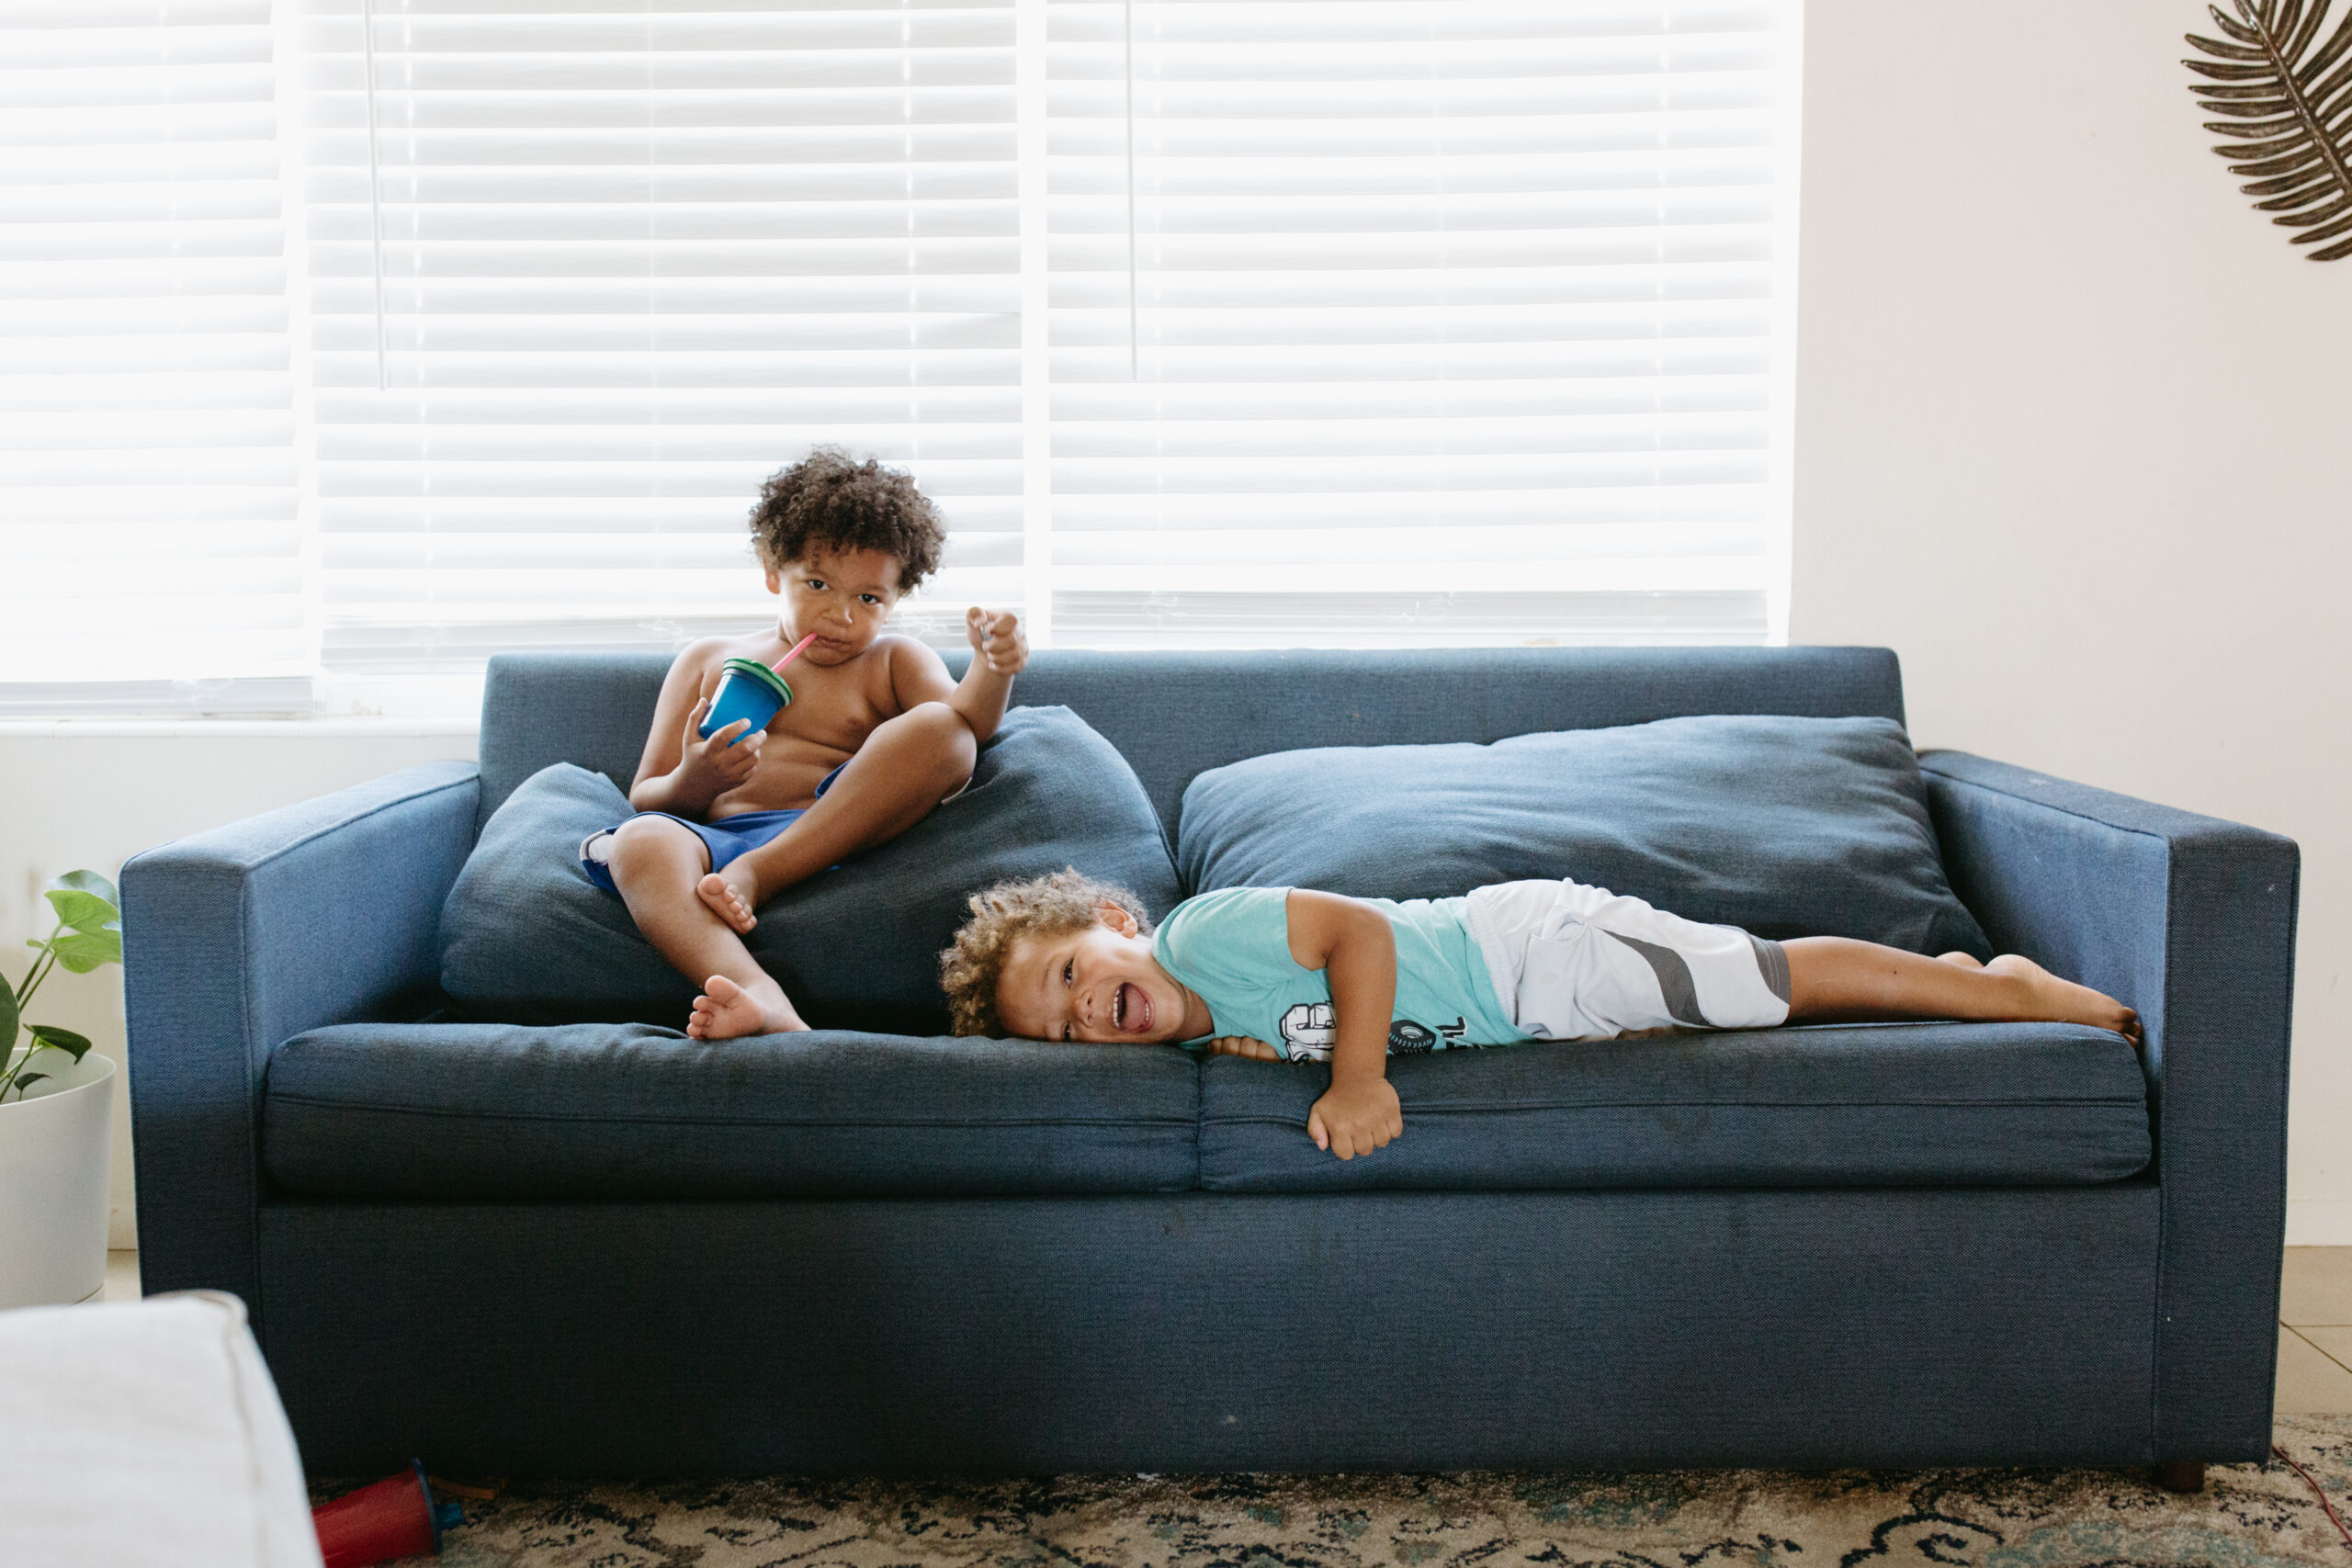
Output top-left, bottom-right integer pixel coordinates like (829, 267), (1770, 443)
(120, 648), (2297, 1483)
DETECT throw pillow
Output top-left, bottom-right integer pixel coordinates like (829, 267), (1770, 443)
(1175, 715), (1990, 957)
(441, 705), (1182, 1032)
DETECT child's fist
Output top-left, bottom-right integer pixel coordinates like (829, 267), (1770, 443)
(1306, 1076), (1402, 1161)
(966, 606), (1029, 676)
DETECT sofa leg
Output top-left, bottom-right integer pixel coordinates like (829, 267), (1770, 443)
(2157, 1460), (2206, 1493)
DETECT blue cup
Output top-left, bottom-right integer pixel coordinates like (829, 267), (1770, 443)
(699, 658), (792, 746)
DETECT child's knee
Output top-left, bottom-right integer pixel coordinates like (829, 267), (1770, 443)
(605, 814), (703, 885)
(895, 701), (977, 778)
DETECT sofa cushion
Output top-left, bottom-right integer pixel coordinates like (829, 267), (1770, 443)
(1176, 715), (1990, 955)
(1198, 1021), (2149, 1192)
(264, 1023), (1200, 1199)
(439, 704), (1182, 1034)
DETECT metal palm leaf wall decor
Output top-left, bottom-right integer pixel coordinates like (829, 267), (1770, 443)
(2184, 0), (2352, 260)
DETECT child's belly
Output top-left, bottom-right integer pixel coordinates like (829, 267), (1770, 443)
(708, 735), (854, 819)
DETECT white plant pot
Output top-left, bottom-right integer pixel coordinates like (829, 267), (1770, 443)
(0, 1049), (116, 1308)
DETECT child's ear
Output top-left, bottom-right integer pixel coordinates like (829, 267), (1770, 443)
(1094, 899), (1140, 937)
(763, 565), (782, 596)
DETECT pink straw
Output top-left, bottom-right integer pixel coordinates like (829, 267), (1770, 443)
(772, 631), (819, 675)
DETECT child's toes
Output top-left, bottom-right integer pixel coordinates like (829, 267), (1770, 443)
(696, 873), (756, 932)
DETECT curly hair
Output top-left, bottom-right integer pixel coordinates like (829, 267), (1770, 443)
(748, 446), (945, 592)
(939, 868), (1153, 1038)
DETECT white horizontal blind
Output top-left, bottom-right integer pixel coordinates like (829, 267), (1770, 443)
(297, 0), (1023, 673)
(1046, 0), (1789, 647)
(0, 0), (312, 713)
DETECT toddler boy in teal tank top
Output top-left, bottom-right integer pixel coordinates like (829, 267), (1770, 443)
(1150, 886), (1517, 1058)
(942, 869), (2142, 1163)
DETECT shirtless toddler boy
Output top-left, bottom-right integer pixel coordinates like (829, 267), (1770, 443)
(941, 870), (2141, 1161)
(584, 448), (1028, 1039)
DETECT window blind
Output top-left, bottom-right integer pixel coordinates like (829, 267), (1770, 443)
(297, 0), (1024, 680)
(0, 0), (312, 714)
(1045, 0), (1792, 646)
(6, 0), (1797, 715)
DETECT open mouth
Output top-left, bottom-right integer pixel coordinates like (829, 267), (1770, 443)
(1114, 981), (1150, 1034)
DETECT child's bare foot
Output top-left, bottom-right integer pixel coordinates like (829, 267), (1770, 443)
(687, 973), (808, 1040)
(696, 865), (760, 933)
(1938, 951), (1985, 969)
(1986, 954), (2143, 1047)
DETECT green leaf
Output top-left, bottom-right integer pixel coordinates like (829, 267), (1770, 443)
(10, 1072), (48, 1095)
(28, 1026), (92, 1064)
(44, 871), (119, 934)
(0, 968), (16, 1051)
(45, 890), (114, 933)
(51, 869), (119, 908)
(48, 929), (122, 974)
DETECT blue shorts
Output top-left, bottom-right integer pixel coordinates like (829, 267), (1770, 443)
(579, 763), (842, 895)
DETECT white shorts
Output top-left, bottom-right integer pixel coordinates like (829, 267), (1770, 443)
(1463, 879), (1792, 1043)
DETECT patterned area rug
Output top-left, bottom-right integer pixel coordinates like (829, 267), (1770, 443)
(341, 1416), (2352, 1568)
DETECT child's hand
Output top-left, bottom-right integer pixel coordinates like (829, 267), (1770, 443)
(1307, 1075), (1402, 1160)
(966, 606), (1029, 676)
(1205, 1035), (1281, 1059)
(673, 693), (763, 800)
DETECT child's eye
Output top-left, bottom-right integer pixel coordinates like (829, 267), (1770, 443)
(805, 579), (826, 592)
(1062, 960), (1073, 986)
(860, 593), (880, 605)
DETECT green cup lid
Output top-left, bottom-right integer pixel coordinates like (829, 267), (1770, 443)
(719, 657), (792, 705)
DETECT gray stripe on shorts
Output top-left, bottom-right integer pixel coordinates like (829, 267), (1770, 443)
(1749, 934), (1792, 1004)
(1598, 929), (1711, 1029)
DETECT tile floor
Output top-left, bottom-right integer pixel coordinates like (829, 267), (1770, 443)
(98, 1247), (2352, 1415)
(2279, 1246), (2352, 1412)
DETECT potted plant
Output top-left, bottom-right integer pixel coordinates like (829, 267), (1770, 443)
(0, 872), (124, 1307)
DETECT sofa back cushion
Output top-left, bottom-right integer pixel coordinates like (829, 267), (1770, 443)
(1176, 715), (1990, 955)
(441, 705), (1182, 1034)
(478, 647), (1909, 834)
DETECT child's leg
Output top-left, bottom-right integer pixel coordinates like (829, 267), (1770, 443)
(1785, 937), (2141, 1044)
(695, 701), (977, 931)
(603, 815), (809, 1039)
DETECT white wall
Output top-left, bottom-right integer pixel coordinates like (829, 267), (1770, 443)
(0, 725), (478, 1246)
(1792, 1), (2352, 1238)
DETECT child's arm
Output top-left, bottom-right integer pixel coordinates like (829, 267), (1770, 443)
(946, 607), (1027, 743)
(1285, 889), (1404, 1160)
(883, 609), (1028, 746)
(628, 640), (761, 817)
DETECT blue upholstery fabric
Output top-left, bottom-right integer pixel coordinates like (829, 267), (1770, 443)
(439, 763), (697, 1023)
(1197, 1021), (2147, 1192)
(478, 646), (1909, 833)
(259, 1187), (2158, 1475)
(264, 1024), (1200, 1198)
(119, 761), (481, 1334)
(476, 650), (671, 833)
(119, 649), (2298, 1476)
(1178, 716), (1990, 954)
(1921, 750), (2299, 1468)
(442, 705), (1182, 1034)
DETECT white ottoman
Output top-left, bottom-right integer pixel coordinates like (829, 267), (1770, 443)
(0, 1292), (322, 1568)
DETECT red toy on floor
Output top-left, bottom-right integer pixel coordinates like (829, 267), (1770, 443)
(311, 1463), (460, 1567)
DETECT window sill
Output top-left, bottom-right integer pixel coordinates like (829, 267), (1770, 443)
(0, 717), (479, 739)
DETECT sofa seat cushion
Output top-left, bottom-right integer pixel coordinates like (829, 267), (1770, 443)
(263, 1023), (1199, 1199)
(1199, 1021), (2148, 1192)
(1176, 716), (1991, 956)
(439, 704), (1183, 1035)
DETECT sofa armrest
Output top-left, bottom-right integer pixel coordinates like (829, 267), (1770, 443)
(120, 761), (481, 1335)
(1919, 750), (2298, 1463)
